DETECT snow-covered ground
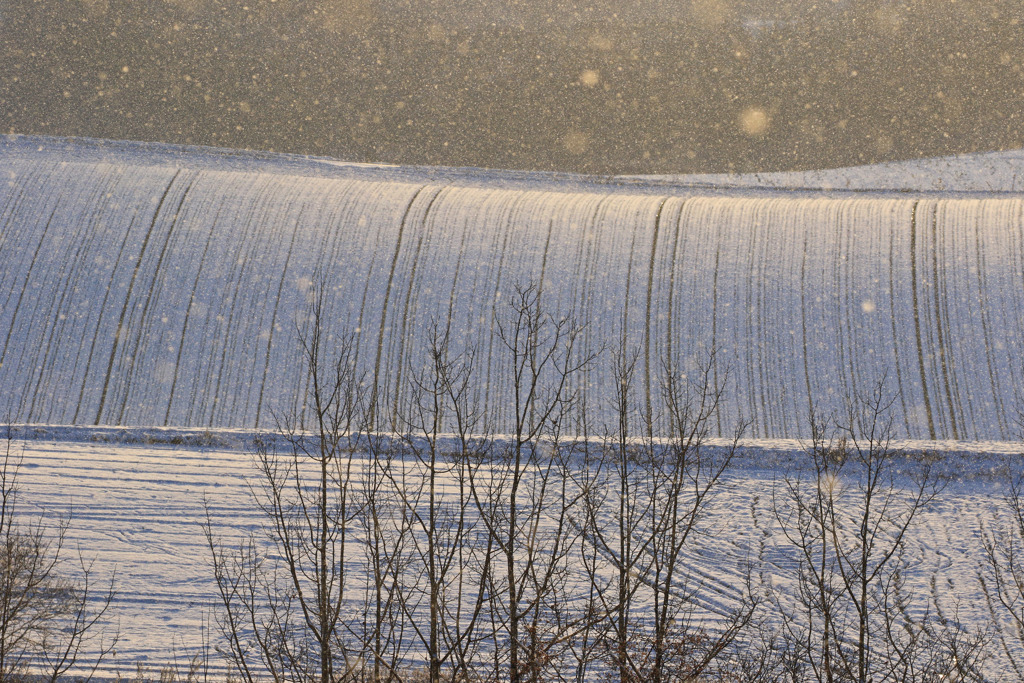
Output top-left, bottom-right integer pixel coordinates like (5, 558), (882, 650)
(8, 427), (1022, 678)
(4, 137), (1024, 677)
(4, 136), (1024, 441)
(627, 148), (1024, 193)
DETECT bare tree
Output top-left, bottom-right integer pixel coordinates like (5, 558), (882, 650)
(37, 551), (119, 683)
(643, 355), (756, 683)
(356, 432), (412, 682)
(769, 381), (982, 682)
(0, 428), (117, 682)
(205, 289), (369, 683)
(578, 343), (655, 682)
(387, 323), (491, 683)
(468, 282), (595, 683)
(980, 456), (1024, 678)
(583, 350), (757, 683)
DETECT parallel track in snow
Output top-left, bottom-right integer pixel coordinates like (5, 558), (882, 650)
(3, 138), (1024, 439)
(7, 436), (1017, 677)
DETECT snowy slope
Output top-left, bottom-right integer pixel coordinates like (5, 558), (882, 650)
(3, 137), (1024, 440)
(4, 137), (1024, 677)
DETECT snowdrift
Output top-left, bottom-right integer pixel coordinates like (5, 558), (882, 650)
(2, 136), (1023, 440)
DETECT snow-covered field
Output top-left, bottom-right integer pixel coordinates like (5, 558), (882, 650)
(628, 148), (1024, 193)
(4, 136), (1024, 441)
(4, 137), (1024, 677)
(7, 426), (1021, 678)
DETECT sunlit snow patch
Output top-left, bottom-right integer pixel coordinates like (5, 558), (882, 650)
(626, 149), (1024, 193)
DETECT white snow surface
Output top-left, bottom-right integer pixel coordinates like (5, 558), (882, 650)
(8, 429), (1022, 678)
(3, 136), (1024, 440)
(627, 148), (1024, 193)
(3, 137), (1024, 675)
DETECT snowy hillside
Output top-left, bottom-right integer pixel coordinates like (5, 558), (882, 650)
(3, 136), (1024, 440)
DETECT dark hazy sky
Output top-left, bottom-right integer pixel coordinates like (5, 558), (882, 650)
(2, 0), (1021, 173)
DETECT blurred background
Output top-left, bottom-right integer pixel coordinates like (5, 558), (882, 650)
(1, 0), (1021, 174)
